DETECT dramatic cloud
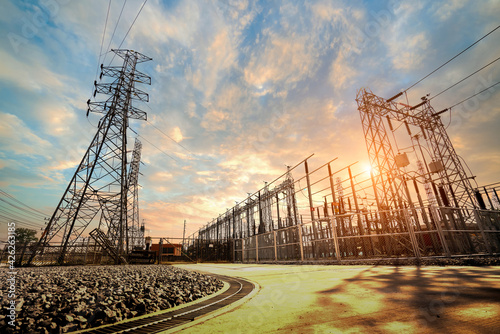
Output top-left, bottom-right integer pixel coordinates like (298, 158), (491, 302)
(0, 112), (52, 156)
(0, 0), (499, 240)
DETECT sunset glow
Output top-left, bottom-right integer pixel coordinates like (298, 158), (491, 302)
(0, 0), (499, 241)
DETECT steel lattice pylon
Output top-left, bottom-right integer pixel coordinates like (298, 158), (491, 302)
(356, 88), (478, 213)
(29, 49), (151, 265)
(127, 138), (144, 251)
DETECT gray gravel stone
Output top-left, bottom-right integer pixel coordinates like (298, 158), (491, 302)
(0, 265), (223, 333)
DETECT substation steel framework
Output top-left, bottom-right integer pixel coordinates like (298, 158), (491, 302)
(28, 49), (151, 265)
(189, 89), (500, 262)
(198, 168), (298, 243)
(356, 88), (478, 215)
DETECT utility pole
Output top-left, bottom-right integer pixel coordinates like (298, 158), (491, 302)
(182, 219), (187, 252)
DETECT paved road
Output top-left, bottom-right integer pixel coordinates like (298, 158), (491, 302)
(173, 263), (500, 333)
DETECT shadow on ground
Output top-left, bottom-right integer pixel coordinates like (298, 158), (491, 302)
(282, 266), (500, 333)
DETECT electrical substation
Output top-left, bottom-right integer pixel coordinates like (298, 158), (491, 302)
(15, 51), (499, 267)
(1, 3), (500, 333)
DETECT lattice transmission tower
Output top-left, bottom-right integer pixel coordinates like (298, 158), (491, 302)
(29, 49), (151, 265)
(356, 88), (478, 213)
(127, 138), (145, 251)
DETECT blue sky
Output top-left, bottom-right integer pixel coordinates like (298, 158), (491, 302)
(0, 0), (499, 240)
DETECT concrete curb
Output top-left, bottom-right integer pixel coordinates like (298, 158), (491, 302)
(163, 276), (260, 333)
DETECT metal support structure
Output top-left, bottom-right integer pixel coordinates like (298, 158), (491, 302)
(28, 49), (151, 265)
(330, 218), (341, 262)
(357, 90), (407, 212)
(127, 139), (144, 251)
(255, 234), (259, 262)
(298, 224), (304, 261)
(89, 228), (127, 264)
(273, 230), (278, 261)
(188, 88), (499, 264)
(261, 183), (273, 232)
(182, 219), (187, 252)
(197, 175), (297, 244)
(356, 88), (477, 212)
(187, 152), (499, 263)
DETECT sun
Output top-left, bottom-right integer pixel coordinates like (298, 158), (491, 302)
(363, 164), (372, 174)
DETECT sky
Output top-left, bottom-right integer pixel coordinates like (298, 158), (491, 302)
(0, 0), (499, 241)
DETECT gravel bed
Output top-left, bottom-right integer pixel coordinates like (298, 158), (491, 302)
(0, 265), (223, 333)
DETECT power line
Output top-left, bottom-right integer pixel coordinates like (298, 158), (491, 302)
(0, 221), (43, 231)
(0, 189), (49, 217)
(0, 193), (48, 230)
(116, 0), (147, 50)
(429, 55), (500, 101)
(449, 81), (500, 110)
(129, 127), (179, 162)
(433, 80), (500, 116)
(146, 119), (193, 154)
(102, 0), (128, 65)
(138, 134), (179, 162)
(0, 215), (44, 229)
(93, 0), (112, 97)
(108, 0), (148, 65)
(458, 154), (479, 188)
(0, 208), (44, 227)
(0, 204), (46, 222)
(0, 198), (46, 219)
(405, 24), (500, 92)
(0, 195), (48, 218)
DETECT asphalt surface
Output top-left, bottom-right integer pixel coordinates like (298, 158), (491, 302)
(173, 263), (500, 333)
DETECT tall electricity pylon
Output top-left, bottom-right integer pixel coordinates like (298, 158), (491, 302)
(29, 49), (151, 265)
(127, 138), (144, 251)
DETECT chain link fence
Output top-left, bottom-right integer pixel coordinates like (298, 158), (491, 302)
(4, 207), (498, 265)
(233, 206), (500, 263)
